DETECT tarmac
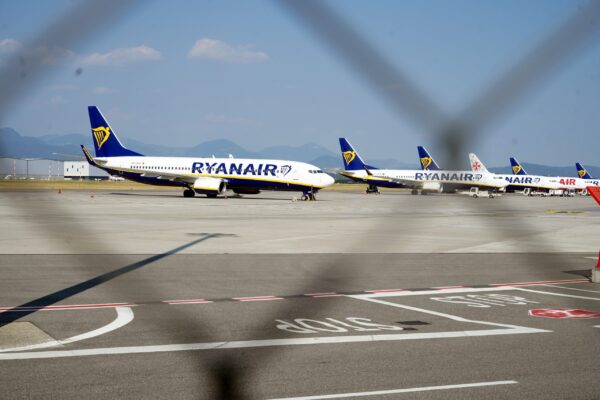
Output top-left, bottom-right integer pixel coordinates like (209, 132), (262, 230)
(0, 187), (599, 399)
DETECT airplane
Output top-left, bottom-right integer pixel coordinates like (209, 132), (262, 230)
(468, 153), (560, 194)
(338, 138), (508, 197)
(418, 146), (441, 170)
(510, 157), (587, 194)
(81, 106), (334, 200)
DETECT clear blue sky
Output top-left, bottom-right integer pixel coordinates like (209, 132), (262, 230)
(1, 0), (598, 166)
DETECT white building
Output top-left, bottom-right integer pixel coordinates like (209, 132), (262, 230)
(64, 161), (90, 178)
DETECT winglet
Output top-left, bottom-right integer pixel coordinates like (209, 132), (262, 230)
(81, 145), (98, 166)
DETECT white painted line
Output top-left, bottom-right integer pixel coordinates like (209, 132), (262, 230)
(304, 293), (341, 297)
(513, 287), (600, 301)
(234, 296), (284, 302)
(0, 306), (134, 353)
(539, 284), (600, 294)
(365, 289), (405, 293)
(0, 327), (546, 361)
(266, 380), (518, 400)
(361, 286), (515, 298)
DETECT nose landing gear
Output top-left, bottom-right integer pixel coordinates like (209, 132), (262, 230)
(301, 189), (318, 201)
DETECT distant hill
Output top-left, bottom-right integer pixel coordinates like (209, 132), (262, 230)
(1, 127), (598, 176)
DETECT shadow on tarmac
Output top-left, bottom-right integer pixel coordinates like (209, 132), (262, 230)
(0, 233), (236, 328)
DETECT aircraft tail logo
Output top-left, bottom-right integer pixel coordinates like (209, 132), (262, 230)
(92, 126), (111, 149)
(420, 157), (432, 169)
(343, 150), (356, 165)
(512, 165), (521, 175)
(576, 163), (591, 179)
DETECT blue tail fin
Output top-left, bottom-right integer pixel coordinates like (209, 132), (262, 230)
(576, 162), (592, 179)
(509, 157), (527, 175)
(88, 106), (143, 157)
(339, 138), (369, 171)
(417, 146), (440, 170)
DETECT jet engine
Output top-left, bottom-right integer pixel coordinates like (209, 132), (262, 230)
(193, 177), (226, 195)
(421, 181), (442, 192)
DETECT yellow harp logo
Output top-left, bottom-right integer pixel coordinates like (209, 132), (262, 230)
(92, 126), (111, 149)
(420, 157), (432, 169)
(578, 169), (586, 178)
(512, 165), (521, 175)
(343, 150), (356, 165)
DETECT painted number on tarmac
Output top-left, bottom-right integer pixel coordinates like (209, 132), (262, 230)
(429, 294), (539, 308)
(276, 317), (404, 334)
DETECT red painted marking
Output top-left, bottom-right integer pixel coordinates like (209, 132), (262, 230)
(0, 303), (131, 312)
(529, 308), (600, 319)
(234, 296), (283, 302)
(365, 289), (405, 293)
(490, 279), (588, 287)
(304, 292), (342, 297)
(163, 299), (212, 305)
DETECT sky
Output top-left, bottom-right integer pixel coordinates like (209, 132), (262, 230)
(0, 0), (599, 167)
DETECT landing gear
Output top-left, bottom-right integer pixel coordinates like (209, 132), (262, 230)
(301, 189), (317, 201)
(183, 189), (195, 198)
(366, 184), (380, 194)
(411, 189), (419, 195)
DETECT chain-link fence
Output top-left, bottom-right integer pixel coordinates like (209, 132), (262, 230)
(1, 1), (599, 398)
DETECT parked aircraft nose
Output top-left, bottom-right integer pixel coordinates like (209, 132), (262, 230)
(321, 173), (335, 188)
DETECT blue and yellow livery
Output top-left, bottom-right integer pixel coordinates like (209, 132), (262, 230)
(82, 106), (334, 200)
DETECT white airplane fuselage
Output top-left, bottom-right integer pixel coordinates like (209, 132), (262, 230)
(94, 156), (334, 194)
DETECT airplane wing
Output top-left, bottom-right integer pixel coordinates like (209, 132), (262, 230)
(138, 170), (201, 185)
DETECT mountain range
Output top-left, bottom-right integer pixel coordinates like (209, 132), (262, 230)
(0, 127), (598, 177)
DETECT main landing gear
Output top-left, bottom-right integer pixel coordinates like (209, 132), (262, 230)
(183, 188), (195, 198)
(366, 184), (380, 194)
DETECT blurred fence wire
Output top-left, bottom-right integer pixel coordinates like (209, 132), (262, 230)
(1, 0), (599, 398)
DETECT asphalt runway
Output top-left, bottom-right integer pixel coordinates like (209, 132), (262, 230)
(0, 188), (599, 399)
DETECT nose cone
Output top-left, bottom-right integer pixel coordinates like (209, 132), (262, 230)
(321, 173), (335, 188)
